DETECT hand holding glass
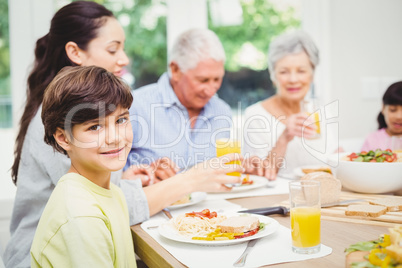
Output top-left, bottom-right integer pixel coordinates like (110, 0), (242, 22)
(300, 99), (321, 139)
(216, 138), (241, 177)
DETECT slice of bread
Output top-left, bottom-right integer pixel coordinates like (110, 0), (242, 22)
(300, 172), (342, 205)
(369, 197), (402, 212)
(345, 204), (387, 217)
(302, 167), (332, 174)
(218, 216), (260, 233)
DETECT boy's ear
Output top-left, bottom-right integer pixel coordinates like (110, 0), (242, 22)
(54, 128), (71, 152)
(169, 62), (182, 82)
(65, 41), (83, 65)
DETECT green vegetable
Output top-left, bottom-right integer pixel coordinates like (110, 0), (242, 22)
(345, 241), (379, 253)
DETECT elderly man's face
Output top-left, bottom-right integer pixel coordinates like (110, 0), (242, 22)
(170, 58), (225, 112)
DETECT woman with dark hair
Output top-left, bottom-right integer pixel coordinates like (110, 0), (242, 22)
(361, 82), (402, 151)
(5, 2), (242, 267)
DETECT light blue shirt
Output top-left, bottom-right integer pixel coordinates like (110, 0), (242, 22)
(126, 73), (232, 170)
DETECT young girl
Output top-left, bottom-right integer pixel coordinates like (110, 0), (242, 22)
(31, 66), (136, 267)
(361, 82), (402, 151)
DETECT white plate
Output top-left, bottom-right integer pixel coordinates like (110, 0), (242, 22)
(167, 192), (207, 210)
(211, 175), (268, 193)
(293, 165), (333, 179)
(158, 213), (279, 246)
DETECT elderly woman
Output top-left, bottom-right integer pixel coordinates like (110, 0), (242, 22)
(243, 30), (324, 180)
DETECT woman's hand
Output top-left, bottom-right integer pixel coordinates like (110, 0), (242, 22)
(284, 112), (317, 141)
(150, 157), (180, 181)
(122, 164), (156, 186)
(183, 153), (244, 193)
(243, 155), (277, 181)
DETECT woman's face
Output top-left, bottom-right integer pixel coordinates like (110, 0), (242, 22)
(80, 17), (129, 77)
(273, 51), (314, 102)
(383, 104), (402, 135)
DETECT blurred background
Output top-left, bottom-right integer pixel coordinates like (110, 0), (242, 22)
(1, 0), (402, 255)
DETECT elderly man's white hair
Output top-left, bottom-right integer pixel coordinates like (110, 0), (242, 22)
(168, 28), (226, 74)
(267, 30), (319, 83)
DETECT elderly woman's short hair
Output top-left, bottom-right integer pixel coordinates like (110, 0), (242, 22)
(168, 28), (226, 74)
(267, 30), (319, 82)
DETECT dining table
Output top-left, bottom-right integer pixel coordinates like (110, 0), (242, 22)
(131, 192), (390, 268)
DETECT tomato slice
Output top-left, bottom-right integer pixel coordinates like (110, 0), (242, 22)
(385, 149), (393, 153)
(385, 155), (394, 162)
(234, 227), (259, 239)
(185, 209), (217, 219)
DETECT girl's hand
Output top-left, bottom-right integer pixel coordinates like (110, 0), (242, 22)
(184, 153), (244, 193)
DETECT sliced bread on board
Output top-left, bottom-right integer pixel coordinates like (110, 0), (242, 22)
(369, 197), (402, 212)
(345, 204), (387, 217)
(300, 172), (342, 205)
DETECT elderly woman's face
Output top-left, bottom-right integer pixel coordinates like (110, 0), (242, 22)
(273, 51), (314, 102)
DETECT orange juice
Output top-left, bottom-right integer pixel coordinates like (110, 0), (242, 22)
(291, 207), (321, 248)
(313, 112), (321, 134)
(216, 139), (241, 177)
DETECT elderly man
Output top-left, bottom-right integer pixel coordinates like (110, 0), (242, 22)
(125, 28), (234, 183)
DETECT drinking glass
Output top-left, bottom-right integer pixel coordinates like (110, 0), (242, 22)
(216, 138), (241, 177)
(300, 98), (321, 139)
(391, 136), (402, 153)
(289, 180), (321, 254)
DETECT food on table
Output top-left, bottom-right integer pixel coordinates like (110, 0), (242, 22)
(193, 215), (264, 241)
(345, 204), (387, 218)
(345, 225), (402, 267)
(301, 166), (332, 174)
(172, 209), (266, 241)
(171, 194), (191, 206)
(344, 149), (399, 163)
(300, 172), (341, 205)
(172, 209), (227, 238)
(218, 216), (260, 233)
(369, 197), (402, 212)
(241, 174), (254, 185)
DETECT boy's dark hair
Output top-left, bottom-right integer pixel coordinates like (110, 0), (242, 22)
(377, 81), (402, 129)
(41, 66), (133, 155)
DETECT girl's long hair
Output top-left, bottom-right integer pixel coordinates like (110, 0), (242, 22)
(377, 81), (402, 129)
(11, 1), (114, 184)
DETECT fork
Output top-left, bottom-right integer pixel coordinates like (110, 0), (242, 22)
(233, 239), (259, 267)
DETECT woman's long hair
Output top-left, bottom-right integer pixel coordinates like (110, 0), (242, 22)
(377, 81), (402, 129)
(11, 1), (114, 184)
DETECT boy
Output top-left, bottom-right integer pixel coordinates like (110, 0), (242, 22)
(30, 66), (136, 267)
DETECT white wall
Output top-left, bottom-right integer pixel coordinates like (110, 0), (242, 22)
(303, 0), (402, 140)
(0, 0), (53, 256)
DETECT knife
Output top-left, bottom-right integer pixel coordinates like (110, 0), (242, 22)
(238, 199), (366, 216)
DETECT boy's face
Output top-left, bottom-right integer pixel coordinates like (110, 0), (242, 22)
(66, 106), (133, 176)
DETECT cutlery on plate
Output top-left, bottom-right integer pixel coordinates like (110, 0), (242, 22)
(238, 199), (366, 216)
(162, 208), (173, 219)
(233, 239), (259, 267)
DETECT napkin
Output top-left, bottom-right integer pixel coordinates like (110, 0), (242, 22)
(141, 200), (332, 268)
(206, 177), (290, 201)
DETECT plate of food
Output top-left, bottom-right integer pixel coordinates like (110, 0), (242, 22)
(293, 165), (333, 179)
(158, 209), (279, 246)
(215, 174), (268, 193)
(167, 192), (207, 210)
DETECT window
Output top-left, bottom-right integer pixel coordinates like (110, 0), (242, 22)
(208, 0), (301, 110)
(0, 0), (11, 128)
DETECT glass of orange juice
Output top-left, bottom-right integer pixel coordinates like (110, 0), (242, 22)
(289, 180), (321, 254)
(300, 98), (321, 139)
(216, 138), (241, 177)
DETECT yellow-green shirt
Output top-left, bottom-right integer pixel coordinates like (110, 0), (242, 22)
(30, 173), (136, 268)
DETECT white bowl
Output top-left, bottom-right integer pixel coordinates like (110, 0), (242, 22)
(327, 152), (402, 194)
